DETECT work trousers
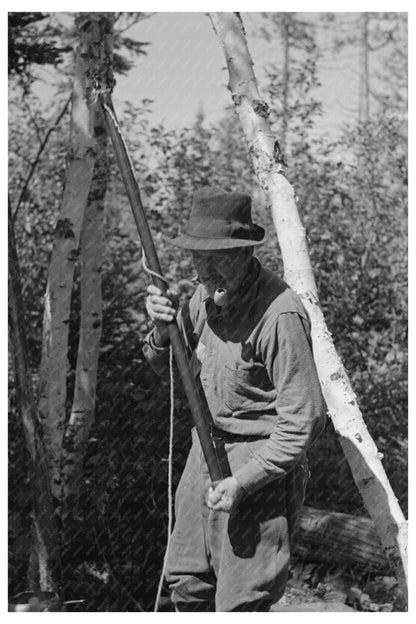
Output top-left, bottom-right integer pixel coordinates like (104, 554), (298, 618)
(165, 429), (308, 612)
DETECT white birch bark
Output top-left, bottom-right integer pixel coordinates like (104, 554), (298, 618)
(38, 14), (111, 503)
(60, 103), (109, 518)
(209, 11), (407, 603)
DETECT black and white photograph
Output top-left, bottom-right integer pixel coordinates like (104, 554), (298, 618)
(7, 5), (408, 613)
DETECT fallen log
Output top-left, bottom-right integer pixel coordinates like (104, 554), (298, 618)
(293, 507), (391, 573)
(271, 602), (355, 612)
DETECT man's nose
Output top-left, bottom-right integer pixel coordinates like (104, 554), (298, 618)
(194, 256), (214, 270)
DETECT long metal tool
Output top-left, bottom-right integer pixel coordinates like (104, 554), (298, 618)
(100, 95), (224, 483)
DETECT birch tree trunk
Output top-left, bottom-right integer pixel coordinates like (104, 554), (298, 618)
(61, 87), (112, 519)
(209, 11), (407, 605)
(8, 199), (61, 594)
(38, 14), (114, 508)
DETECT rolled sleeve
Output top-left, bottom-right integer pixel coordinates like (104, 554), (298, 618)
(142, 329), (171, 377)
(234, 312), (326, 494)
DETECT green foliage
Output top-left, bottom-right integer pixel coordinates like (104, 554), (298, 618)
(8, 12), (151, 99)
(290, 115), (407, 515)
(9, 93), (68, 368)
(112, 13), (151, 74)
(8, 13), (72, 95)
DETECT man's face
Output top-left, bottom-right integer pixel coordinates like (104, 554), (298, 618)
(190, 247), (253, 299)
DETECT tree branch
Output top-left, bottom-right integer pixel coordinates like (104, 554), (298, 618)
(13, 95), (71, 225)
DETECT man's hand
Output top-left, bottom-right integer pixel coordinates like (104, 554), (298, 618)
(206, 477), (245, 514)
(145, 285), (178, 346)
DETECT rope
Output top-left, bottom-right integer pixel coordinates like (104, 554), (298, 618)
(141, 249), (169, 286)
(141, 249), (174, 612)
(154, 344), (174, 612)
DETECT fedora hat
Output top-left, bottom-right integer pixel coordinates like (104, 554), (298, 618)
(168, 187), (267, 250)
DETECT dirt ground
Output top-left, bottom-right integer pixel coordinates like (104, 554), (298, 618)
(271, 559), (401, 612)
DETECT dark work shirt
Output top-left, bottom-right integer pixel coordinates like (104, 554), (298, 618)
(143, 259), (326, 494)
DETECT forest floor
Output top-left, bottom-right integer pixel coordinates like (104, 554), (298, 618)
(8, 560), (402, 612)
(155, 559), (401, 612)
(270, 559), (400, 612)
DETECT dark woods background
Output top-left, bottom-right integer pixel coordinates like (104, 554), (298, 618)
(8, 12), (407, 611)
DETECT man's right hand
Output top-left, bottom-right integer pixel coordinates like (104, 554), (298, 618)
(145, 285), (178, 347)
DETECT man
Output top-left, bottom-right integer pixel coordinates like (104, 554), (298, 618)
(143, 187), (326, 612)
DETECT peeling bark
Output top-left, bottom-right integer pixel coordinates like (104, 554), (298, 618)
(209, 11), (407, 605)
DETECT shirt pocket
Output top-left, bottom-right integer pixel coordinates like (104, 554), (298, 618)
(223, 364), (269, 412)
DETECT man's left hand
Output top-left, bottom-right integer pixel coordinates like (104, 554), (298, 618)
(206, 477), (245, 514)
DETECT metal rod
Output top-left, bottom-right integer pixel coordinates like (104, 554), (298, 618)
(100, 96), (224, 483)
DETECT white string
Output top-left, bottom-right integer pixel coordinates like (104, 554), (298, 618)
(140, 249), (174, 612)
(154, 344), (174, 612)
(141, 249), (169, 286)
